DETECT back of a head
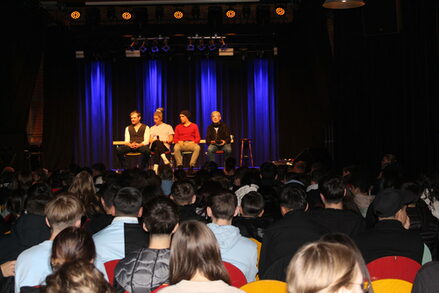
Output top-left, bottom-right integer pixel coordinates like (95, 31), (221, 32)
(260, 162), (278, 180)
(51, 227), (96, 271)
(319, 175), (346, 204)
(158, 165), (173, 181)
(45, 194), (85, 230)
(287, 241), (361, 293)
(68, 170), (96, 196)
(207, 191), (237, 220)
(279, 184), (307, 211)
(45, 260), (113, 293)
(143, 196), (179, 235)
(171, 180), (195, 205)
(241, 191), (265, 217)
(113, 187), (142, 216)
(169, 220), (229, 285)
(98, 183), (121, 210)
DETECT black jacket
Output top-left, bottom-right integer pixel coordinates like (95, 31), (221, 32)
(232, 216), (272, 242)
(259, 210), (328, 278)
(178, 204), (206, 223)
(355, 219), (424, 264)
(307, 208), (366, 238)
(114, 248), (170, 293)
(206, 122), (231, 144)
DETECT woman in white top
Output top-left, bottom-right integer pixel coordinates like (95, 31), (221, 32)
(149, 108), (175, 174)
(159, 220), (244, 293)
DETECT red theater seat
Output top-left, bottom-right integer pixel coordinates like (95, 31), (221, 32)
(367, 256), (421, 283)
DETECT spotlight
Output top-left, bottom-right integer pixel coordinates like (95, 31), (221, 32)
(70, 10), (81, 20)
(151, 40), (159, 53)
(139, 41), (147, 53)
(275, 6), (286, 16)
(173, 9), (184, 19)
(161, 39), (170, 52)
(208, 39), (217, 51)
(121, 11), (132, 20)
(225, 8), (236, 18)
(186, 40), (195, 51)
(197, 39), (206, 51)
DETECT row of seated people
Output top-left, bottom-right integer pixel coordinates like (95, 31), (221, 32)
(1, 160), (439, 293)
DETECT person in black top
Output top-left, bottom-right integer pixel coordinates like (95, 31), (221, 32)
(307, 175), (365, 238)
(206, 111), (232, 164)
(170, 180), (206, 223)
(355, 188), (424, 264)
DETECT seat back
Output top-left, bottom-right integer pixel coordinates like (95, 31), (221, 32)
(249, 238), (262, 265)
(367, 256), (421, 283)
(240, 280), (287, 293)
(104, 259), (121, 286)
(371, 279), (413, 293)
(223, 261), (248, 288)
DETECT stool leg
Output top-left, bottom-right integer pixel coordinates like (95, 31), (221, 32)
(240, 140), (244, 167)
(249, 141), (254, 167)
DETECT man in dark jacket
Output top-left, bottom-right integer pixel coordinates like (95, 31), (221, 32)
(259, 184), (328, 281)
(170, 180), (206, 223)
(206, 111), (232, 164)
(355, 188), (424, 264)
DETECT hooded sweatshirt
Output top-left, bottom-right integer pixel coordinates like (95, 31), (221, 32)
(207, 223), (258, 282)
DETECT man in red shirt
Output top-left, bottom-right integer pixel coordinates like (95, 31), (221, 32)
(173, 110), (201, 173)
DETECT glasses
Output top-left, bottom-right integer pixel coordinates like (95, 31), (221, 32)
(350, 281), (371, 293)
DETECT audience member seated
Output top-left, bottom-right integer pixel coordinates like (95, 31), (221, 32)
(305, 169), (324, 209)
(159, 165), (174, 196)
(84, 183), (118, 234)
(232, 191), (271, 242)
(93, 187), (149, 266)
(412, 261), (439, 293)
(159, 220), (245, 293)
(259, 162), (283, 197)
(286, 241), (371, 293)
(15, 194), (85, 292)
(0, 184), (52, 264)
(114, 196), (179, 293)
(45, 261), (113, 293)
(207, 191), (258, 282)
(346, 172), (375, 218)
(355, 188), (424, 264)
(419, 171), (439, 221)
(307, 175), (365, 237)
(258, 162), (284, 221)
(68, 170), (104, 219)
(235, 169), (261, 206)
(170, 180), (206, 223)
(259, 184), (327, 280)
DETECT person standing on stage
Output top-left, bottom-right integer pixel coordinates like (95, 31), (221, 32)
(173, 110), (200, 174)
(149, 108), (174, 174)
(206, 111), (232, 164)
(116, 110), (150, 169)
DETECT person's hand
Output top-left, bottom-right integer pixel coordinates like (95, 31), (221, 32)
(1, 261), (16, 277)
(219, 140), (226, 146)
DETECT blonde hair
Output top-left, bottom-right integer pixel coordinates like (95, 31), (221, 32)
(45, 194), (85, 230)
(286, 241), (363, 293)
(154, 107), (164, 120)
(45, 261), (113, 293)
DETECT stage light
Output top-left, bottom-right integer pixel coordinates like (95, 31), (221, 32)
(173, 9), (184, 19)
(186, 40), (195, 51)
(275, 7), (286, 16)
(322, 0), (365, 9)
(208, 39), (217, 51)
(139, 41), (147, 53)
(225, 8), (236, 18)
(121, 11), (132, 20)
(70, 10), (81, 20)
(197, 39), (206, 51)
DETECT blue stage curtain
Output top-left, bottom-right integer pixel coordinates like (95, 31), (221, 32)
(74, 61), (113, 168)
(247, 59), (278, 165)
(196, 59), (220, 138)
(139, 60), (167, 126)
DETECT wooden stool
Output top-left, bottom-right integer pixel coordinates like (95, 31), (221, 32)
(240, 138), (254, 167)
(125, 152), (142, 169)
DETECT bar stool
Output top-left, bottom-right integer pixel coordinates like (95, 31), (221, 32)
(240, 138), (254, 167)
(125, 152), (142, 169)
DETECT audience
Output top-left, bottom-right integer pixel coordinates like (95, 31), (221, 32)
(114, 196), (179, 293)
(259, 184), (327, 281)
(159, 220), (244, 293)
(170, 180), (205, 223)
(206, 191), (258, 282)
(93, 187), (148, 267)
(15, 194), (85, 292)
(412, 261), (439, 293)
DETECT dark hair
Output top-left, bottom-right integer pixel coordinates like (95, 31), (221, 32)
(143, 197), (179, 234)
(51, 227), (96, 271)
(68, 170), (103, 217)
(169, 221), (230, 284)
(319, 175), (346, 204)
(99, 183), (120, 209)
(174, 169), (186, 181)
(45, 261), (113, 293)
(241, 191), (265, 217)
(260, 162), (278, 180)
(26, 183), (53, 215)
(225, 157), (236, 173)
(207, 191), (237, 220)
(7, 189), (26, 216)
(92, 163), (106, 174)
(171, 180), (195, 205)
(113, 187), (142, 216)
(158, 165), (173, 181)
(279, 184), (307, 211)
